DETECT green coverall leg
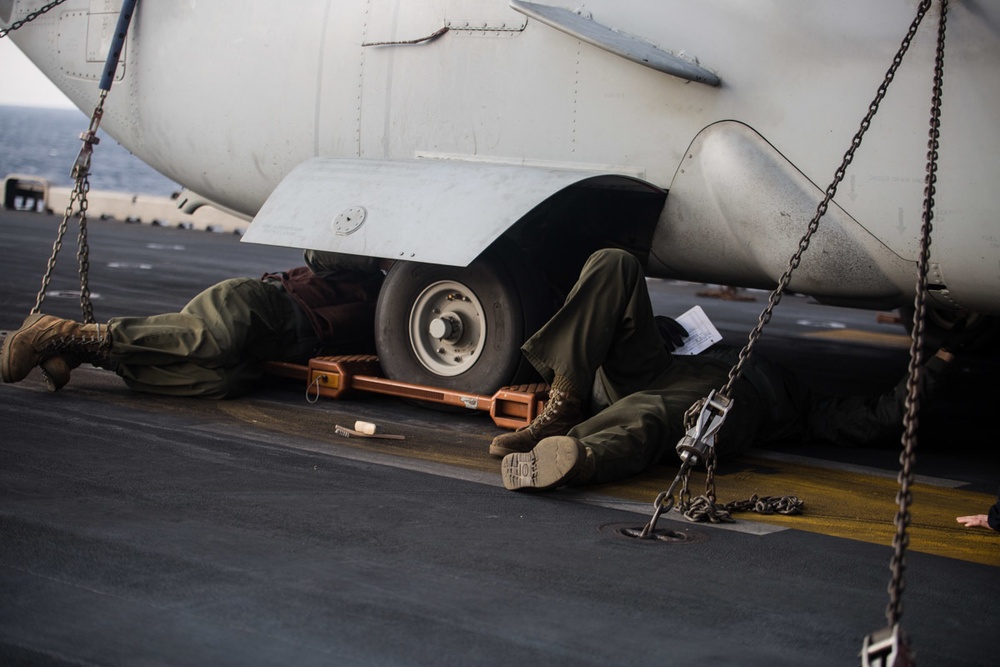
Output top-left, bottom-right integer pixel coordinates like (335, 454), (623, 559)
(107, 278), (299, 398)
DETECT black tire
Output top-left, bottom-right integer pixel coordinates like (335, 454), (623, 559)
(374, 245), (547, 395)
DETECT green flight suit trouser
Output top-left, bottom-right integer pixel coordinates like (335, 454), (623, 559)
(106, 278), (299, 398)
(520, 249), (939, 485)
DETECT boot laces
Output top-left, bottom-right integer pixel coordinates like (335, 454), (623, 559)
(526, 388), (574, 436)
(46, 323), (109, 358)
(538, 390), (567, 424)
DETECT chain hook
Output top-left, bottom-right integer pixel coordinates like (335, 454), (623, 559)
(71, 95), (106, 181)
(636, 390), (733, 536)
(675, 390), (733, 467)
(861, 624), (914, 667)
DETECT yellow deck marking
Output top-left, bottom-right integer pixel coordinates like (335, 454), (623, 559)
(805, 329), (911, 347)
(596, 457), (999, 568)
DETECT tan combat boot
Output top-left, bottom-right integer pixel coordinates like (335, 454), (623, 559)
(489, 385), (583, 457)
(500, 436), (596, 491)
(1, 314), (111, 387)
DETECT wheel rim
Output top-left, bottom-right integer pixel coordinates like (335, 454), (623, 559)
(408, 280), (487, 377)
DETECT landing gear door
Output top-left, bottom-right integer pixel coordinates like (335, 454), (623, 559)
(241, 157), (631, 267)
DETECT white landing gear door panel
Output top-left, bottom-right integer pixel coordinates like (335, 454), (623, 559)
(242, 157), (646, 267)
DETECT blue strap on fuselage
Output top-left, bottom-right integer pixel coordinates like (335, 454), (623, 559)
(99, 0), (139, 91)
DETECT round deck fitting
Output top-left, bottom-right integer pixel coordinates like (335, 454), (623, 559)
(599, 522), (709, 545)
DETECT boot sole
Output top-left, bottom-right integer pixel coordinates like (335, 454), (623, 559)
(501, 436), (582, 491)
(39, 356), (72, 392)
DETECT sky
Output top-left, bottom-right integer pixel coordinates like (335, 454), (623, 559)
(0, 38), (75, 108)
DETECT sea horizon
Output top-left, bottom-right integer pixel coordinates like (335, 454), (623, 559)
(0, 104), (180, 198)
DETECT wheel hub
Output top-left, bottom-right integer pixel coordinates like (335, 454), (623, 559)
(428, 314), (463, 342)
(408, 280), (487, 376)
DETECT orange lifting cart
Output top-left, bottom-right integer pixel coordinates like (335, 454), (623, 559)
(266, 355), (548, 430)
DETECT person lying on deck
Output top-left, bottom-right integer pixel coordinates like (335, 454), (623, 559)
(488, 248), (986, 492)
(1, 251), (384, 398)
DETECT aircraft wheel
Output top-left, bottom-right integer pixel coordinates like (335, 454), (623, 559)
(375, 246), (542, 395)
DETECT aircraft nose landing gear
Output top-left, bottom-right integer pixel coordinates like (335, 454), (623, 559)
(374, 244), (550, 396)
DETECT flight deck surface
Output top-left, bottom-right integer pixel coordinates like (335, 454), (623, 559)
(1, 211), (997, 666)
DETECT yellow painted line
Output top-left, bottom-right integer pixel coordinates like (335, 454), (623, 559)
(805, 329), (911, 347)
(595, 457), (1000, 568)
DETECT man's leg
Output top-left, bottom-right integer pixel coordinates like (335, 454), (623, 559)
(704, 346), (953, 450)
(502, 355), (736, 490)
(501, 388), (719, 490)
(804, 353), (951, 447)
(567, 391), (688, 485)
(110, 278), (298, 397)
(491, 248), (674, 457)
(520, 248), (673, 400)
(2, 278), (299, 397)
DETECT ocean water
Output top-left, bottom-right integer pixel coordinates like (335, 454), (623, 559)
(0, 104), (180, 197)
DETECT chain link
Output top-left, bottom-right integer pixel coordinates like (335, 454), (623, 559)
(32, 186), (78, 314)
(723, 494), (804, 516)
(32, 92), (107, 323)
(76, 177), (95, 323)
(31, 174), (96, 322)
(886, 0), (948, 631)
(678, 459), (692, 510)
(0, 0), (68, 38)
